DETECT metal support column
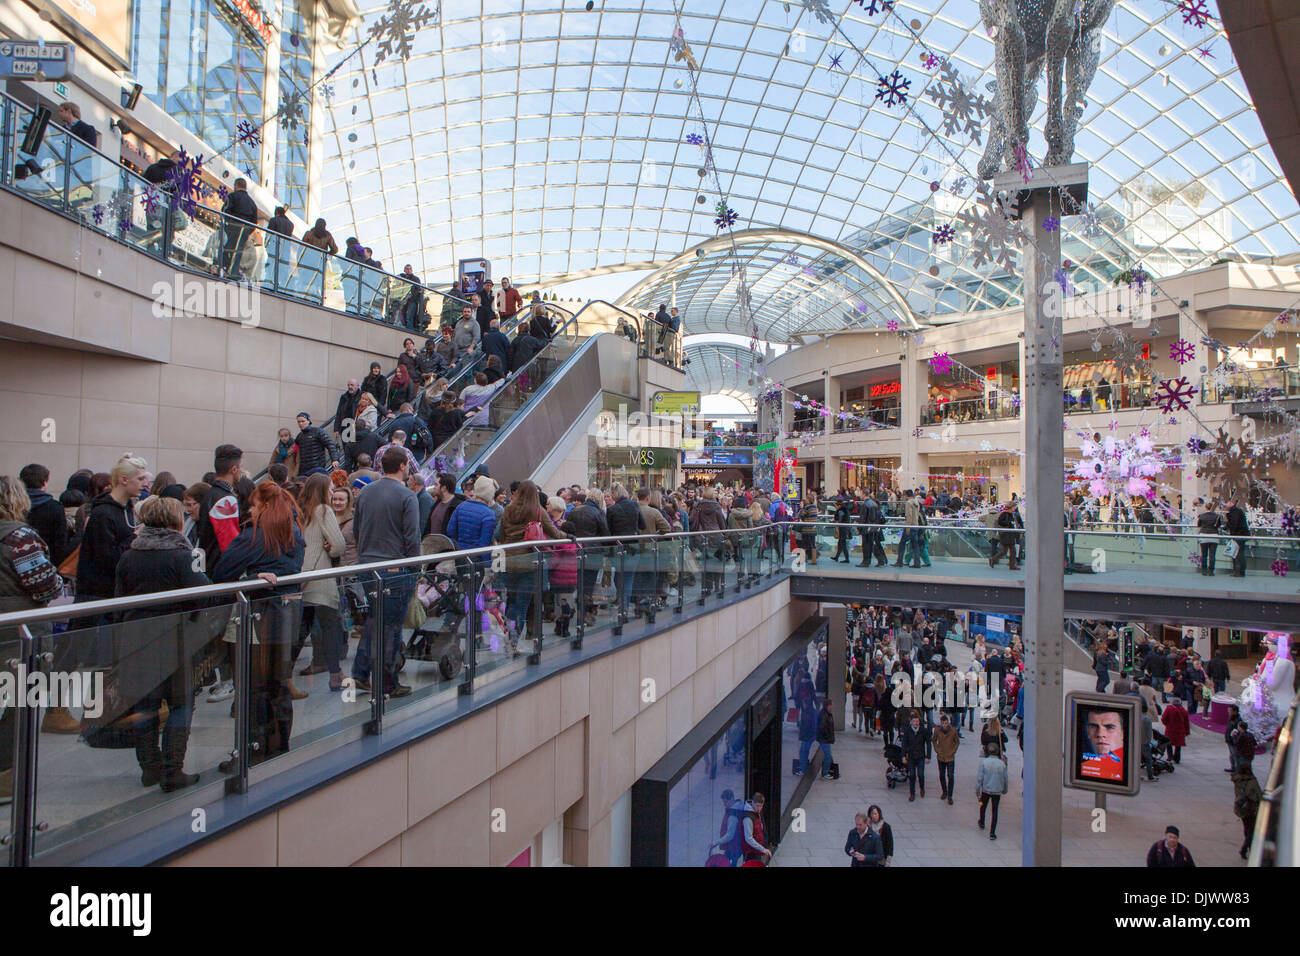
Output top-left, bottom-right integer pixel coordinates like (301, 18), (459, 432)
(997, 163), (1087, 868)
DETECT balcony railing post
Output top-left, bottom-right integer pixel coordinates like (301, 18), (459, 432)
(574, 544), (586, 648)
(6, 624), (41, 866)
(366, 570), (384, 735)
(459, 564), (478, 696)
(226, 592), (253, 795)
(60, 132), (71, 212)
(529, 550), (544, 665)
(613, 545), (627, 636)
(646, 540), (658, 625)
(675, 537), (684, 614)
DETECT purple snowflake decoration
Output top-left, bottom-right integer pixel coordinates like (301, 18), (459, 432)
(217, 185), (229, 202)
(91, 204), (104, 226)
(856, 302), (869, 314)
(1170, 339), (1194, 364)
(922, 52), (938, 70)
(784, 252), (800, 265)
(912, 427), (924, 438)
(856, 0), (896, 14)
(685, 132), (704, 146)
(117, 215), (132, 236)
(1282, 511), (1300, 535)
(1155, 377), (1196, 412)
(1277, 311), (1292, 326)
(236, 119), (261, 149)
(874, 70), (911, 108)
(802, 266), (817, 277)
(929, 351), (954, 376)
(828, 52), (844, 70)
(714, 201), (739, 231)
(886, 318), (900, 332)
(1188, 553), (1202, 570)
(140, 186), (162, 217)
(932, 223), (955, 245)
(1197, 45), (1214, 60)
(1053, 267), (1073, 295)
(1042, 215), (1060, 232)
(165, 150), (206, 216)
(1180, 0), (1211, 28)
(1128, 266), (1149, 292)
(1271, 558), (1288, 578)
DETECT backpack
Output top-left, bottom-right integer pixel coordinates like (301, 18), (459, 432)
(524, 507), (547, 542)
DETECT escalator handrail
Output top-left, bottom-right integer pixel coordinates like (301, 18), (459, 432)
(432, 296), (651, 473)
(424, 307), (588, 468)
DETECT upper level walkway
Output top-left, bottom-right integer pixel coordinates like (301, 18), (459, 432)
(789, 522), (1300, 631)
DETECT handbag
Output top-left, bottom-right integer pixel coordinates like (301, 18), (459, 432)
(340, 579), (371, 622)
(404, 593), (428, 631)
(57, 544), (80, 579)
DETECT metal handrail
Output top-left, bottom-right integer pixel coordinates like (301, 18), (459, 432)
(1, 91), (480, 329)
(0, 526), (776, 630)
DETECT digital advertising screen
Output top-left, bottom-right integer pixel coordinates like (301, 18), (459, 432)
(1064, 692), (1140, 796)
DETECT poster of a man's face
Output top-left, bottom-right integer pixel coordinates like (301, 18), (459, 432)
(1067, 693), (1138, 795)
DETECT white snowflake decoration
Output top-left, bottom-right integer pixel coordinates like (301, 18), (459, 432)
(925, 59), (992, 144)
(368, 0), (439, 65)
(800, 0), (837, 25)
(958, 183), (1023, 276)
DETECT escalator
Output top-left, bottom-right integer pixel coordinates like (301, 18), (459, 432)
(424, 300), (648, 484)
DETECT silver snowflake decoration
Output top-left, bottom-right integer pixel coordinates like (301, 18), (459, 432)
(925, 59), (991, 144)
(800, 0), (837, 25)
(279, 91), (306, 130)
(1079, 202), (1103, 237)
(368, 0), (439, 65)
(319, 81), (335, 104)
(957, 183), (1023, 276)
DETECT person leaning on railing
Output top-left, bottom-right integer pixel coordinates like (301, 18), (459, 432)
(0, 474), (66, 803)
(112, 494), (216, 792)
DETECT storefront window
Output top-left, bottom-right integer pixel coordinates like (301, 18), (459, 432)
(666, 713), (748, 866)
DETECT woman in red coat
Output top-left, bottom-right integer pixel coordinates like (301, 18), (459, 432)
(1161, 698), (1190, 764)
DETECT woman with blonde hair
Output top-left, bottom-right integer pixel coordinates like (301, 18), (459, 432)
(0, 475), (64, 798)
(113, 494), (213, 791)
(355, 392), (380, 431)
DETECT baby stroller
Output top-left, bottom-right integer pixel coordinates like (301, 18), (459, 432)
(1149, 730), (1176, 777)
(398, 534), (466, 681)
(883, 744), (908, 789)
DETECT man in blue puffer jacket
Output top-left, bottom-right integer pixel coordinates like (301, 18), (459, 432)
(446, 475), (497, 554)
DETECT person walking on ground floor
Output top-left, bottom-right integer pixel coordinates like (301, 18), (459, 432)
(900, 711), (931, 801)
(976, 743), (1009, 840)
(817, 698), (837, 778)
(1146, 825), (1195, 867)
(1232, 755), (1263, 860)
(933, 712), (959, 805)
(845, 812), (884, 867)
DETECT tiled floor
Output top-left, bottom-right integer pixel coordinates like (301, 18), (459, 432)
(770, 641), (1266, 868)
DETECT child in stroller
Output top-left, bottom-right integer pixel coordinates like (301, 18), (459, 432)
(1148, 729), (1177, 777)
(401, 535), (469, 680)
(882, 744), (909, 789)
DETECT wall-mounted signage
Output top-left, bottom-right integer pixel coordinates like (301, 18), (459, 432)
(869, 381), (901, 398)
(0, 39), (74, 79)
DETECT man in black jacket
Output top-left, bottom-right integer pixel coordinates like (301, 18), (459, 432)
(361, 362), (388, 409)
(1206, 650), (1231, 695)
(1144, 644), (1170, 701)
(481, 318), (512, 373)
(294, 413), (339, 475)
(220, 178), (259, 279)
(427, 473), (465, 537)
(856, 493), (887, 567)
(1225, 496), (1249, 577)
(817, 698), (837, 778)
(510, 330), (544, 372)
(395, 265), (425, 331)
(334, 379), (361, 455)
(900, 712), (932, 800)
(19, 464), (69, 564)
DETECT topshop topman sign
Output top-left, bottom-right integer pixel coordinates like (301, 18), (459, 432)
(0, 40), (74, 80)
